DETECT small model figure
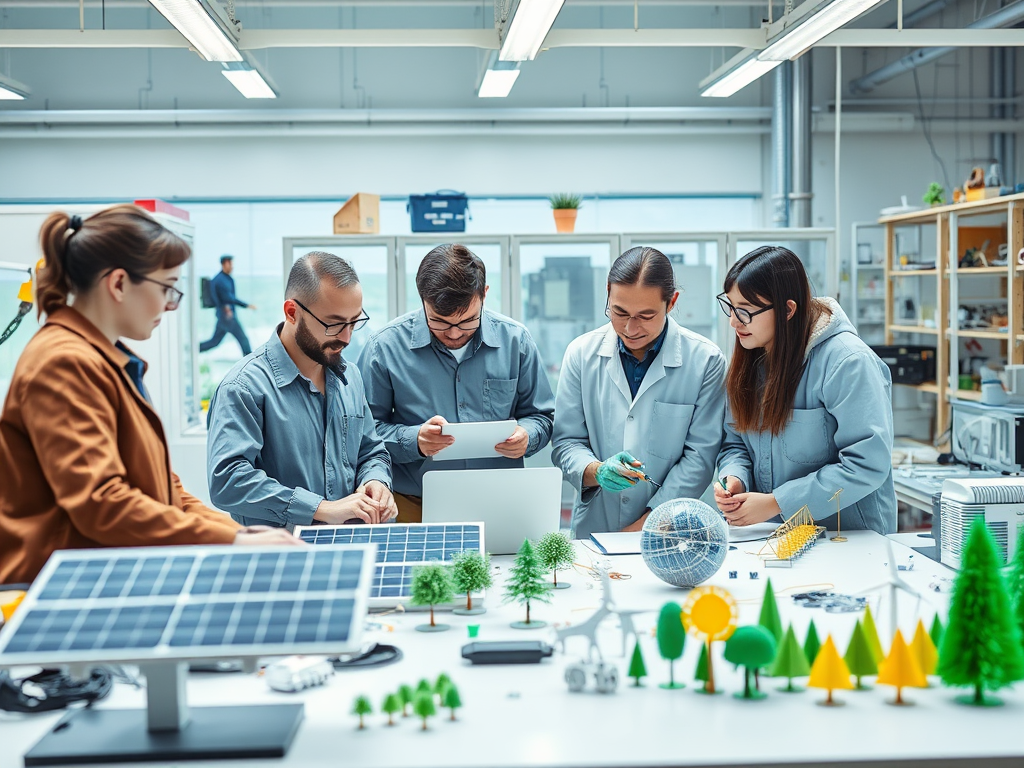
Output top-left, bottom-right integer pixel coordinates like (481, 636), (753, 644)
(803, 619), (821, 665)
(843, 620), (878, 689)
(443, 684), (462, 721)
(410, 563), (455, 632)
(807, 635), (853, 706)
(628, 639), (648, 687)
(351, 695), (373, 729)
(450, 550), (492, 616)
(828, 488), (847, 542)
(536, 531), (575, 589)
(772, 624), (810, 692)
(381, 693), (402, 726)
(876, 629), (926, 705)
(656, 602), (686, 690)
(503, 539), (552, 629)
(723, 625), (777, 700)
(413, 691), (436, 731)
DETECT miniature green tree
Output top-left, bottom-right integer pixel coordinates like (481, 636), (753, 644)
(862, 605), (885, 663)
(803, 619), (822, 666)
(694, 643), (711, 691)
(1007, 533), (1024, 649)
(415, 678), (433, 699)
(724, 625), (777, 700)
(772, 624), (810, 692)
(413, 691), (436, 731)
(929, 615), (945, 650)
(628, 639), (648, 686)
(351, 695), (372, 729)
(381, 693), (402, 726)
(449, 550), (492, 615)
(844, 619), (879, 689)
(443, 684), (462, 721)
(938, 519), (1024, 705)
(656, 601), (686, 689)
(434, 673), (452, 698)
(410, 563), (455, 632)
(398, 684), (414, 717)
(536, 531), (575, 589)
(922, 182), (945, 206)
(502, 539), (552, 628)
(758, 579), (784, 645)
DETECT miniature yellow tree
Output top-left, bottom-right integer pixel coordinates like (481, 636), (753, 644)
(876, 629), (926, 705)
(910, 619), (938, 681)
(807, 635), (854, 705)
(682, 585), (737, 694)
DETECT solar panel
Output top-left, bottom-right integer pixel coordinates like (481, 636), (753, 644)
(0, 545), (376, 666)
(294, 523), (485, 608)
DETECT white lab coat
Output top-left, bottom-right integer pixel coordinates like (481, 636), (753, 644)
(551, 318), (726, 538)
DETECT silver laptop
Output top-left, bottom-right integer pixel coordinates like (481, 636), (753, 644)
(421, 467), (563, 555)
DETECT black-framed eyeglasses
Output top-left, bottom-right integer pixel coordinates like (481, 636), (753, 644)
(605, 305), (661, 324)
(424, 311), (482, 333)
(716, 293), (773, 326)
(293, 300), (369, 336)
(133, 274), (184, 310)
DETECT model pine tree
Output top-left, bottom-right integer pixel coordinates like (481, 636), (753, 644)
(628, 639), (648, 686)
(443, 684), (462, 721)
(381, 693), (402, 726)
(757, 579), (784, 644)
(413, 691), (436, 731)
(416, 678), (434, 699)
(434, 673), (452, 697)
(398, 684), (414, 717)
(536, 531), (575, 588)
(861, 605), (885, 663)
(449, 551), (492, 612)
(807, 635), (853, 705)
(502, 539), (552, 627)
(724, 625), (777, 700)
(844, 620), (878, 689)
(410, 563), (455, 630)
(803, 619), (822, 666)
(656, 601), (686, 689)
(1007, 532), (1024, 649)
(938, 519), (1024, 705)
(877, 629), (926, 705)
(694, 642), (710, 690)
(929, 615), (945, 649)
(351, 695), (373, 729)
(772, 624), (810, 692)
(910, 619), (938, 678)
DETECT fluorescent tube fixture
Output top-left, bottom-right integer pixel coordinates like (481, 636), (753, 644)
(148, 0), (242, 62)
(499, 0), (566, 61)
(759, 0), (888, 60)
(700, 51), (782, 98)
(0, 73), (30, 100)
(478, 69), (521, 98)
(222, 67), (277, 99)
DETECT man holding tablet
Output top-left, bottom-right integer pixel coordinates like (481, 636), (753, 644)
(358, 244), (555, 522)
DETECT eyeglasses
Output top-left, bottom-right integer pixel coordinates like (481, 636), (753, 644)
(605, 306), (660, 324)
(716, 293), (773, 326)
(133, 274), (184, 310)
(425, 312), (482, 333)
(293, 300), (370, 336)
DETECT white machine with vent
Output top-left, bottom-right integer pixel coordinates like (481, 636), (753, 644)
(940, 478), (1024, 569)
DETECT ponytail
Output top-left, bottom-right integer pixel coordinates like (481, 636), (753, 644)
(35, 205), (191, 319)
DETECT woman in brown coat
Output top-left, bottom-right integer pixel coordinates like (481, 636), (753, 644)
(0, 205), (298, 585)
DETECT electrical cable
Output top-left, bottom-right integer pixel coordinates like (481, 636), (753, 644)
(0, 668), (112, 713)
(913, 67), (952, 194)
(0, 301), (31, 348)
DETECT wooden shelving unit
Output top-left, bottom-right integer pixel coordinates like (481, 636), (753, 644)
(881, 192), (1024, 439)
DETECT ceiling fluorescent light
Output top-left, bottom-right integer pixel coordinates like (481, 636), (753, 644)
(148, 0), (242, 62)
(759, 0), (888, 61)
(499, 0), (566, 61)
(222, 67), (277, 99)
(0, 73), (30, 100)
(700, 50), (782, 98)
(478, 69), (521, 98)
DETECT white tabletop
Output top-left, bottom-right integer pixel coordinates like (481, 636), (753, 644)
(3, 530), (1023, 767)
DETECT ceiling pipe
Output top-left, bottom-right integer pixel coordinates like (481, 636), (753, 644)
(887, 0), (955, 28)
(849, 0), (1024, 95)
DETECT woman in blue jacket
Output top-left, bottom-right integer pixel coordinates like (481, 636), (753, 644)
(715, 246), (897, 535)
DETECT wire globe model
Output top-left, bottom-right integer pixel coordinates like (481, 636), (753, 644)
(640, 498), (729, 587)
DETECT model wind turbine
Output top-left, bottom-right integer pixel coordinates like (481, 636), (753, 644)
(859, 538), (928, 643)
(829, 488), (847, 542)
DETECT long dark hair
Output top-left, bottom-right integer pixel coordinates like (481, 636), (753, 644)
(37, 204), (191, 318)
(607, 246), (676, 302)
(724, 246), (820, 435)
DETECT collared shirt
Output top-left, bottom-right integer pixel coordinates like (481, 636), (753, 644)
(210, 271), (248, 319)
(357, 309), (555, 497)
(617, 321), (668, 400)
(207, 325), (392, 528)
(116, 341), (151, 403)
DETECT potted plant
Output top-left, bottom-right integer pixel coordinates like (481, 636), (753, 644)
(549, 193), (582, 233)
(923, 182), (945, 207)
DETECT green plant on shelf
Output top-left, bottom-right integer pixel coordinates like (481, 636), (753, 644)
(549, 193), (582, 210)
(923, 182), (945, 206)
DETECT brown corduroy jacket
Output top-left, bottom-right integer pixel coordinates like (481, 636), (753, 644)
(0, 307), (240, 584)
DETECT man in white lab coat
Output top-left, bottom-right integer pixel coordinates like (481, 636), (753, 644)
(552, 246), (726, 538)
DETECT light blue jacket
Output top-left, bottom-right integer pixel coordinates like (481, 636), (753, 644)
(552, 318), (727, 539)
(717, 298), (897, 535)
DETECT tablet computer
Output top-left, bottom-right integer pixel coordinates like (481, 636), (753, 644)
(435, 420), (517, 461)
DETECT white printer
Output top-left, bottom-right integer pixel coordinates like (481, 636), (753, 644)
(940, 477), (1024, 568)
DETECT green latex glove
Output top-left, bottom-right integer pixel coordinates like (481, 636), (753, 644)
(595, 451), (644, 492)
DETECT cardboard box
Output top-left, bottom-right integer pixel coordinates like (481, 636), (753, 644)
(333, 193), (380, 234)
(964, 186), (1002, 203)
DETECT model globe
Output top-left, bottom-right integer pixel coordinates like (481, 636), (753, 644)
(640, 498), (728, 587)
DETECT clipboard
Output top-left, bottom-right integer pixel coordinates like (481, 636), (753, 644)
(435, 420), (517, 461)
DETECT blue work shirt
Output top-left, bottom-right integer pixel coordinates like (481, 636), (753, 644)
(207, 325), (392, 528)
(210, 271), (248, 320)
(618, 321), (668, 400)
(115, 341), (150, 403)
(357, 308), (555, 497)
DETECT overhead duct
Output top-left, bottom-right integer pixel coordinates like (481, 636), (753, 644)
(849, 0), (1024, 95)
(771, 63), (792, 227)
(790, 56), (812, 228)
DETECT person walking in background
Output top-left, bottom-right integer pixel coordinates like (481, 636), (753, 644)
(200, 254), (255, 355)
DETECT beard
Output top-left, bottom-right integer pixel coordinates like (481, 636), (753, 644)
(295, 316), (347, 377)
